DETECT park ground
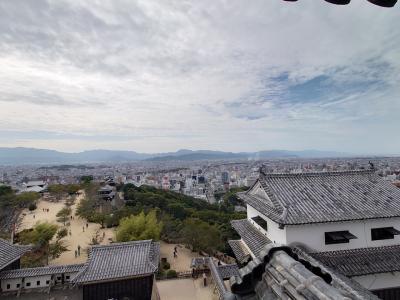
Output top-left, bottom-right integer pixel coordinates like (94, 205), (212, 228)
(18, 195), (207, 268)
(17, 193), (220, 298)
(17, 192), (115, 265)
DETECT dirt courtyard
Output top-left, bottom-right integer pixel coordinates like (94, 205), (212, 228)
(17, 192), (115, 265)
(157, 278), (218, 300)
(160, 241), (202, 272)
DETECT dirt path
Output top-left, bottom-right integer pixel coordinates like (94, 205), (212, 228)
(18, 192), (115, 265)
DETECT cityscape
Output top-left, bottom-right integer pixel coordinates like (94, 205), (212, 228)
(2, 155), (400, 204)
(1, 1), (399, 300)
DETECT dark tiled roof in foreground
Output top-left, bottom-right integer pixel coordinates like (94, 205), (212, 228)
(224, 244), (379, 300)
(239, 170), (400, 225)
(231, 219), (271, 258)
(310, 0), (397, 8)
(309, 245), (400, 277)
(0, 239), (31, 271)
(74, 240), (159, 284)
(0, 264), (84, 279)
(228, 240), (250, 264)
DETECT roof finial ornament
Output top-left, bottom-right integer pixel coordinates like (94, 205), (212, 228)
(368, 161), (375, 170)
(259, 164), (266, 176)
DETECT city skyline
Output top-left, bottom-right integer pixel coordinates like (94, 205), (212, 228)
(0, 0), (399, 154)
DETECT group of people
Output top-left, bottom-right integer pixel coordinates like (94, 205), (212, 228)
(32, 208), (51, 219)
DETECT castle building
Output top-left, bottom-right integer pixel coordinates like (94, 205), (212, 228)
(0, 239), (160, 300)
(226, 169), (400, 300)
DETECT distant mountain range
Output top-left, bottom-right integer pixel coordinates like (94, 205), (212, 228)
(0, 147), (353, 165)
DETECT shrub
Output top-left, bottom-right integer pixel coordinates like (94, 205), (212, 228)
(28, 203), (37, 211)
(166, 269), (177, 279)
(56, 228), (68, 240)
(162, 261), (170, 270)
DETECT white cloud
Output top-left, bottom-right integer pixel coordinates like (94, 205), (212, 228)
(0, 0), (399, 153)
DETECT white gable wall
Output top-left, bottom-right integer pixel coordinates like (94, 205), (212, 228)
(247, 204), (287, 245)
(286, 217), (400, 252)
(1, 278), (22, 292)
(247, 203), (400, 252)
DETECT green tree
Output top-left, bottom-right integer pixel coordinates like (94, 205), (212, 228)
(19, 222), (64, 264)
(22, 222), (58, 247)
(116, 210), (162, 242)
(48, 184), (66, 200)
(181, 218), (221, 253)
(56, 228), (68, 240)
(166, 203), (187, 220)
(65, 184), (81, 195)
(80, 175), (94, 185)
(92, 212), (107, 228)
(56, 207), (72, 226)
(14, 192), (40, 208)
(48, 240), (69, 259)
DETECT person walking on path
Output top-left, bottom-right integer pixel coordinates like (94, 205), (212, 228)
(75, 250), (77, 258)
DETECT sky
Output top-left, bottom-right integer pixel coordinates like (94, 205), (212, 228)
(0, 0), (399, 154)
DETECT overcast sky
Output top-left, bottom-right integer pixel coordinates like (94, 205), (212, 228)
(0, 0), (399, 154)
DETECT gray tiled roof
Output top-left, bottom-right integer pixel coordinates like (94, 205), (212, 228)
(0, 239), (31, 271)
(293, 246), (381, 300)
(308, 245), (400, 277)
(0, 263), (84, 279)
(239, 170), (400, 225)
(217, 264), (240, 280)
(207, 258), (229, 297)
(228, 240), (250, 264)
(231, 219), (271, 258)
(190, 257), (209, 268)
(74, 240), (159, 284)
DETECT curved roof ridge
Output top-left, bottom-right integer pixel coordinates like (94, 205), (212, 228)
(91, 239), (153, 249)
(310, 243), (400, 255)
(262, 169), (375, 177)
